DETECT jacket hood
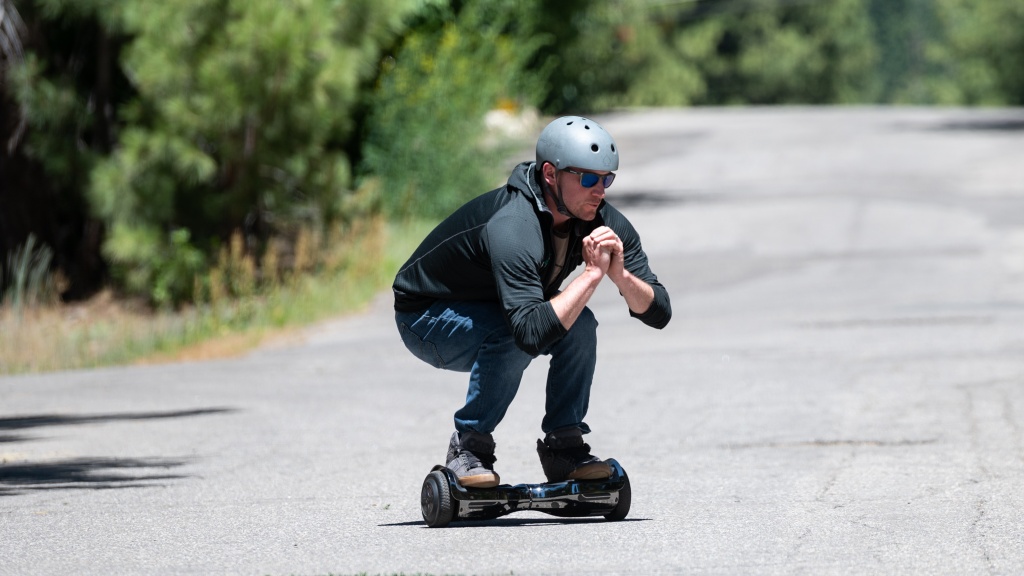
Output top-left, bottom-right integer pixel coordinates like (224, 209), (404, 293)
(507, 161), (550, 216)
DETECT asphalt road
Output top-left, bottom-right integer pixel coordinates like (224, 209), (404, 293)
(3, 107), (1024, 575)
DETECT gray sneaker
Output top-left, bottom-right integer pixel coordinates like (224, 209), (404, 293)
(536, 427), (612, 483)
(446, 431), (500, 488)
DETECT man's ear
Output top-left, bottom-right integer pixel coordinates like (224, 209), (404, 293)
(542, 162), (558, 187)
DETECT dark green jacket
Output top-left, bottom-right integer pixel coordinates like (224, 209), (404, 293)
(393, 161), (671, 355)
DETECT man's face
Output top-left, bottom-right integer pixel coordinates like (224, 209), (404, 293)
(551, 166), (611, 221)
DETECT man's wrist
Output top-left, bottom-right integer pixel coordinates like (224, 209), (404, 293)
(609, 268), (631, 288)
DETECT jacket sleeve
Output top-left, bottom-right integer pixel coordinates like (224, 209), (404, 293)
(485, 215), (567, 356)
(605, 206), (672, 329)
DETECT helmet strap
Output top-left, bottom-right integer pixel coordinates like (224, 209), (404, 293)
(552, 186), (577, 219)
(540, 164), (579, 219)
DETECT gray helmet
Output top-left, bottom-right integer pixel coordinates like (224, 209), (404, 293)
(536, 116), (619, 172)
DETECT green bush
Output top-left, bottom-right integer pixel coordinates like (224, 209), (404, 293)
(359, 2), (545, 220)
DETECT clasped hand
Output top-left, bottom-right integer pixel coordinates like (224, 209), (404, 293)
(582, 226), (625, 283)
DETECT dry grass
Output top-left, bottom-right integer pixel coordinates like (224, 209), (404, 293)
(1, 293), (197, 373)
(0, 218), (434, 375)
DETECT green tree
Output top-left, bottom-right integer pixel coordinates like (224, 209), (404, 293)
(695, 0), (878, 104)
(359, 1), (546, 219)
(2, 0), (126, 299)
(9, 0), (1021, 311)
(930, 0), (1024, 105)
(526, 0), (878, 111)
(868, 0), (947, 103)
(85, 0), (425, 305)
(531, 0), (711, 112)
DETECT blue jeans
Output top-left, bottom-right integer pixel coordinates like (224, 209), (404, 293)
(396, 300), (598, 435)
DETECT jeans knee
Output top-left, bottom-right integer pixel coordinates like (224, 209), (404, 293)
(485, 330), (535, 372)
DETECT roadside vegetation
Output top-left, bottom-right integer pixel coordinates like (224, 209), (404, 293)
(1, 0), (1021, 374)
(0, 218), (436, 373)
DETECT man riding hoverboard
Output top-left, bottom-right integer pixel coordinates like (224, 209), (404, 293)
(392, 116), (671, 526)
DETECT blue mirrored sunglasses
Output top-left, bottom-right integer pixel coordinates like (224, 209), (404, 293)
(564, 168), (615, 189)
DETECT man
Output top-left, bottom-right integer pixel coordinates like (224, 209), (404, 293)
(393, 116), (671, 488)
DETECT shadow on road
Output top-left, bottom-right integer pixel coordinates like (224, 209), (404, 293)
(892, 116), (1024, 133)
(380, 517), (651, 529)
(0, 407), (236, 495)
(0, 407), (235, 435)
(0, 457), (191, 496)
(932, 118), (1024, 132)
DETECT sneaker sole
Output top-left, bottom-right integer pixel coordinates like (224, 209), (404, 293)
(456, 473), (500, 489)
(567, 462), (612, 481)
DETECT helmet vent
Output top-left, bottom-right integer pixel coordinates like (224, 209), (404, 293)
(591, 144), (599, 152)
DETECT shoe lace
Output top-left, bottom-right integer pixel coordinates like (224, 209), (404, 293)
(461, 448), (497, 469)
